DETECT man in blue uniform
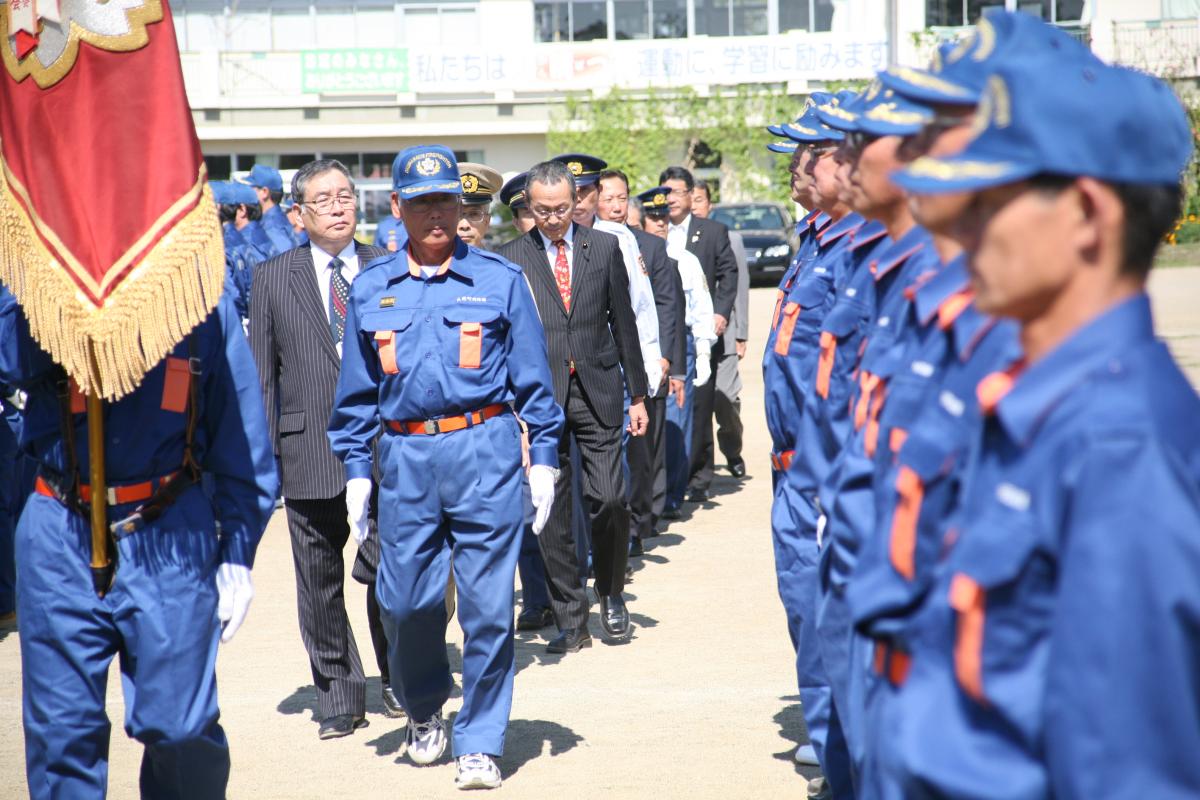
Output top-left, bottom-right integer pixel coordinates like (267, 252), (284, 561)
(0, 287), (278, 798)
(878, 22), (1200, 798)
(212, 180), (269, 321)
(374, 152), (410, 253)
(244, 163), (299, 255)
(329, 145), (563, 790)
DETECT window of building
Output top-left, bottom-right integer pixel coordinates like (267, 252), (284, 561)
(652, 0), (686, 38)
(615, 0), (649, 39)
(535, 1), (608, 42)
(1012, 0), (1085, 21)
(204, 154), (233, 180)
(324, 153), (363, 175)
(929, 0), (1080, 26)
(279, 153), (318, 170)
(695, 0), (769, 36)
(271, 4), (316, 49)
(362, 152), (396, 179)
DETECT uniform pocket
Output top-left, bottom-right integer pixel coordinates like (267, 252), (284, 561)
(441, 305), (503, 369)
(360, 309), (414, 376)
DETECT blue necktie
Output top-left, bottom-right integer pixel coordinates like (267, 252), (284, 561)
(329, 257), (348, 345)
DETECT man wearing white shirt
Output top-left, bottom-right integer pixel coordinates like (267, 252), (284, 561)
(249, 159), (397, 739)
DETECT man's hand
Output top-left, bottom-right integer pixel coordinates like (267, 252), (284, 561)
(627, 398), (649, 437)
(736, 340), (747, 359)
(713, 314), (728, 336)
(528, 464), (556, 535)
(216, 563), (254, 644)
(345, 477), (372, 546)
(659, 358), (670, 387)
(670, 378), (686, 408)
(520, 430), (531, 472)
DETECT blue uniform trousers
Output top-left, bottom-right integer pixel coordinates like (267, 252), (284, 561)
(374, 414), (524, 757)
(18, 489), (229, 800)
(0, 418), (18, 616)
(664, 335), (696, 512)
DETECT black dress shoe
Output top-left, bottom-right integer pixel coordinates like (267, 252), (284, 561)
(546, 627), (592, 654)
(516, 605), (554, 631)
(661, 506), (682, 521)
(728, 459), (747, 478)
(629, 535), (645, 557)
(318, 713), (368, 740)
(687, 488), (709, 503)
(381, 684), (405, 718)
(599, 593), (631, 638)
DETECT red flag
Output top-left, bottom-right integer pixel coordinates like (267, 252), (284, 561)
(0, 1), (224, 399)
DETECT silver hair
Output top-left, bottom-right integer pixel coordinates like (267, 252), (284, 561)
(291, 158), (356, 205)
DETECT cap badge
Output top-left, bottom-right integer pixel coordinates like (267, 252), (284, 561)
(415, 156), (441, 177)
(461, 174), (479, 193)
(653, 193), (666, 206)
(567, 161), (583, 176)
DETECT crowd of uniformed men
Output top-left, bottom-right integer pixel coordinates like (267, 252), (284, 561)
(2, 8), (1200, 798)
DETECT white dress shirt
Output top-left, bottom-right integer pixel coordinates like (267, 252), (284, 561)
(537, 225), (575, 280)
(312, 239), (359, 356)
(666, 239), (717, 352)
(667, 213), (692, 253)
(593, 218), (663, 394)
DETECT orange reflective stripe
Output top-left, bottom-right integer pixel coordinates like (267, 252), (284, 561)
(949, 573), (987, 703)
(816, 332), (836, 399)
(69, 379), (85, 414)
(774, 303), (801, 356)
(770, 290), (785, 331)
(977, 370), (1015, 415)
(889, 427), (908, 454)
(375, 330), (399, 375)
(459, 322), (483, 368)
(853, 372), (880, 430)
(161, 357), (191, 414)
(890, 466), (923, 580)
(864, 383), (886, 457)
(937, 289), (975, 330)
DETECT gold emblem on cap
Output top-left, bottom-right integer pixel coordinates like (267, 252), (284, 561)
(972, 17), (997, 62)
(653, 193), (667, 206)
(969, 75), (1011, 139)
(461, 174), (479, 193)
(415, 156), (440, 177)
(567, 161), (583, 176)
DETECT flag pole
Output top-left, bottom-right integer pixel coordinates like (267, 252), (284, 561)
(87, 348), (112, 598)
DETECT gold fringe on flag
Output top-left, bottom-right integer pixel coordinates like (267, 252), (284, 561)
(0, 163), (226, 400)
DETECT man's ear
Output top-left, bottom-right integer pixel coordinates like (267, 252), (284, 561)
(1072, 177), (1122, 267)
(392, 191), (403, 221)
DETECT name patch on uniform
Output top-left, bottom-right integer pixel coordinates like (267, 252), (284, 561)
(939, 389), (965, 417)
(996, 482), (1031, 511)
(379, 296), (396, 308)
(911, 360), (935, 377)
(457, 295), (489, 303)
(814, 267), (828, 274)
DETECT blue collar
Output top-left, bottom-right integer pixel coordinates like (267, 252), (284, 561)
(870, 225), (931, 281)
(818, 211), (863, 247)
(914, 254), (969, 324)
(996, 294), (1156, 446)
(848, 219), (888, 252)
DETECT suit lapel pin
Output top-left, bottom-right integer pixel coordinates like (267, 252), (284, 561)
(691, 231), (701, 243)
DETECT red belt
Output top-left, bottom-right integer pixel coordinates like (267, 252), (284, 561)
(872, 640), (912, 687)
(386, 403), (508, 436)
(770, 450), (795, 472)
(35, 471), (180, 507)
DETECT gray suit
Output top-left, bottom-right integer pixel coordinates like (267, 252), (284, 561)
(249, 241), (389, 720)
(715, 230), (750, 471)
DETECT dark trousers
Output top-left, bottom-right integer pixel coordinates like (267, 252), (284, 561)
(626, 394), (666, 538)
(284, 493), (389, 720)
(688, 351), (718, 493)
(541, 374), (629, 630)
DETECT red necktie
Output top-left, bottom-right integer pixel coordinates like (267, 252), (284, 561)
(553, 239), (571, 311)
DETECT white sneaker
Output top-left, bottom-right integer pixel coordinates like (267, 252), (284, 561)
(806, 776), (831, 799)
(406, 711), (447, 765)
(456, 753), (502, 790)
(795, 743), (820, 765)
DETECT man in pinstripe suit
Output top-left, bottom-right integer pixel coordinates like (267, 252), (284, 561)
(498, 161), (649, 654)
(249, 159), (394, 740)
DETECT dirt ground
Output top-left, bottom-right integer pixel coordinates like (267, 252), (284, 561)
(1, 268), (1197, 799)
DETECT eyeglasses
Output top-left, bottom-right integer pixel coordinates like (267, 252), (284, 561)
(460, 206), (489, 223)
(807, 144), (839, 158)
(846, 131), (881, 152)
(666, 188), (690, 197)
(530, 205), (572, 221)
(301, 193), (357, 214)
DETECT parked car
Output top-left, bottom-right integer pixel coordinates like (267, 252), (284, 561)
(710, 202), (797, 285)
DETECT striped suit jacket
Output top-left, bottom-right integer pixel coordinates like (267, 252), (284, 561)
(249, 241), (387, 500)
(498, 224), (647, 428)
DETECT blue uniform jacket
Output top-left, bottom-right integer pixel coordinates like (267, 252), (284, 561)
(888, 294), (1200, 799)
(261, 204), (299, 254)
(329, 240), (564, 480)
(373, 216), (408, 252)
(0, 287), (278, 568)
(242, 219), (281, 259)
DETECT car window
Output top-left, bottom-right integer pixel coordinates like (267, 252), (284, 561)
(711, 205), (786, 230)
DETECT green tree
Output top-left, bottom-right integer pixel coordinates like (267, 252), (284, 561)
(548, 84), (806, 205)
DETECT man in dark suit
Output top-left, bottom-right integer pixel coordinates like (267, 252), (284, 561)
(497, 160), (648, 653)
(659, 166), (739, 502)
(598, 169), (686, 552)
(249, 158), (395, 740)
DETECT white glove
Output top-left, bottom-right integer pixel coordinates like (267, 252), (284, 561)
(645, 360), (663, 398)
(528, 464), (556, 536)
(345, 477), (372, 546)
(694, 345), (712, 387)
(216, 563), (254, 644)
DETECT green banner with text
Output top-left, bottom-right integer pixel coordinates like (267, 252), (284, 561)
(301, 48), (408, 94)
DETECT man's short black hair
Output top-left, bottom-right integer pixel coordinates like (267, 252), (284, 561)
(218, 204), (238, 225)
(659, 166), (694, 191)
(694, 179), (712, 200)
(599, 169), (629, 191)
(526, 160), (577, 200)
(268, 189), (284, 205)
(244, 203), (262, 222)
